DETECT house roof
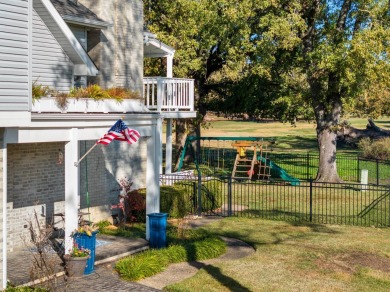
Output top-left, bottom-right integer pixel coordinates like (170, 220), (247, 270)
(35, 0), (99, 76)
(50, 0), (111, 29)
(144, 32), (175, 58)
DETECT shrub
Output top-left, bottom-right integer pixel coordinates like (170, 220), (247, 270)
(32, 81), (50, 101)
(160, 185), (193, 218)
(191, 179), (224, 213)
(105, 87), (142, 101)
(358, 137), (390, 160)
(125, 190), (146, 222)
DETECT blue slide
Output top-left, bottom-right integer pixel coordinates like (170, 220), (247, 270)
(258, 156), (300, 186)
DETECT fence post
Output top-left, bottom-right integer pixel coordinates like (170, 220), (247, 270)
(192, 181), (197, 213)
(228, 176), (232, 217)
(306, 152), (310, 181)
(357, 155), (360, 182)
(197, 173), (202, 216)
(309, 178), (313, 222)
(376, 159), (379, 185)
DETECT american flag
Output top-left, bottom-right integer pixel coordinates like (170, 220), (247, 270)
(97, 120), (140, 145)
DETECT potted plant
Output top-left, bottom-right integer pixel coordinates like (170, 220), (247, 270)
(65, 243), (90, 277)
(71, 225), (99, 275)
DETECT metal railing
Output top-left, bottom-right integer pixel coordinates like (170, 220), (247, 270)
(191, 149), (390, 185)
(160, 174), (390, 227)
(143, 77), (194, 112)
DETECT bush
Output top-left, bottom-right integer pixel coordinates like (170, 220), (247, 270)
(32, 81), (50, 101)
(125, 190), (146, 223)
(160, 185), (193, 218)
(358, 137), (390, 160)
(115, 227), (226, 281)
(192, 179), (224, 213)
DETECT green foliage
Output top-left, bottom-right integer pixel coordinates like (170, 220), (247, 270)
(32, 81), (50, 101)
(358, 138), (390, 160)
(147, 0), (390, 181)
(159, 186), (193, 218)
(95, 220), (111, 229)
(115, 227), (226, 281)
(96, 220), (146, 238)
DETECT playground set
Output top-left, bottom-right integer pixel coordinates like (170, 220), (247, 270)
(177, 136), (300, 185)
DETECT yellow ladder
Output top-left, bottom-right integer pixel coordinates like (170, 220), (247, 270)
(231, 142), (258, 180)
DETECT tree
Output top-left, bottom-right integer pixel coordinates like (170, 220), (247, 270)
(145, 0), (390, 182)
(211, 0), (390, 182)
(144, 0), (262, 148)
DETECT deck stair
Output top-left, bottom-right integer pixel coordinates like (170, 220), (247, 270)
(231, 141), (271, 180)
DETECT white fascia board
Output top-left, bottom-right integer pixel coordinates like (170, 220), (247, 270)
(62, 15), (112, 29)
(9, 122), (156, 143)
(162, 111), (197, 119)
(38, 0), (99, 76)
(0, 112), (32, 127)
(144, 38), (175, 58)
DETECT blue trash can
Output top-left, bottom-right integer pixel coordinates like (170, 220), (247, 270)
(147, 213), (168, 248)
(73, 231), (98, 275)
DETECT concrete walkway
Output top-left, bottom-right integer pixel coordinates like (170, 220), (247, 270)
(138, 217), (255, 290)
(9, 216), (254, 291)
(138, 236), (255, 290)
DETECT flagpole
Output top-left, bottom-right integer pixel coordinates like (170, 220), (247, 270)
(74, 143), (98, 167)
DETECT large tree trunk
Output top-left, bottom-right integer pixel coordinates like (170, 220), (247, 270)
(174, 119), (188, 170)
(338, 118), (390, 143)
(316, 129), (343, 182)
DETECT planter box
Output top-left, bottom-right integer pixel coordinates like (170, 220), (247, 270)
(32, 97), (148, 114)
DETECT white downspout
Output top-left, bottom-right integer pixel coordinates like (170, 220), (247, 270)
(2, 130), (7, 290)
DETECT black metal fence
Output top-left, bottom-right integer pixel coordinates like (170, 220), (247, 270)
(160, 173), (390, 227)
(190, 149), (390, 185)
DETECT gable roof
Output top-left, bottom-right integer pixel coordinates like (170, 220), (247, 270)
(50, 0), (111, 29)
(34, 0), (99, 76)
(144, 32), (175, 58)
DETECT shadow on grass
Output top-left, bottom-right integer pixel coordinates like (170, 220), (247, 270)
(186, 260), (251, 291)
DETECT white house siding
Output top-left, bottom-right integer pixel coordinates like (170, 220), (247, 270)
(6, 138), (146, 249)
(0, 129), (4, 285)
(0, 0), (30, 111)
(32, 9), (74, 92)
(79, 0), (143, 92)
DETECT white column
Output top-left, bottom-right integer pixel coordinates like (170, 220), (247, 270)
(64, 129), (79, 254)
(165, 119), (173, 174)
(146, 119), (162, 240)
(166, 55), (173, 78)
(1, 130), (7, 290)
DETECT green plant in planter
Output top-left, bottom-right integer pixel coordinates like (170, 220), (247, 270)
(69, 84), (110, 100)
(105, 87), (142, 102)
(32, 81), (50, 101)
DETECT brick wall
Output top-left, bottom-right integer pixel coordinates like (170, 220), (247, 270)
(7, 142), (65, 250)
(81, 0), (144, 92)
(6, 138), (147, 249)
(78, 137), (147, 222)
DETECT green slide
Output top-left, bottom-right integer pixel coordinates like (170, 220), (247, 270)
(258, 156), (300, 186)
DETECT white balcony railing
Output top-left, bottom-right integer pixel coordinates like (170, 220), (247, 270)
(143, 77), (195, 112)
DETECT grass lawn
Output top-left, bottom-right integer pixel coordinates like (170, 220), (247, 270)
(166, 217), (390, 292)
(197, 117), (390, 154)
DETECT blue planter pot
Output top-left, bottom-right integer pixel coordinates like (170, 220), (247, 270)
(73, 231), (98, 275)
(147, 213), (168, 249)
